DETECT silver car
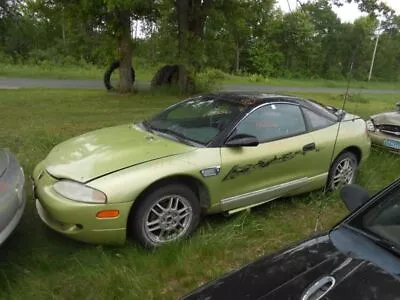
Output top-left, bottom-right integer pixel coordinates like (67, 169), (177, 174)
(366, 103), (400, 153)
(0, 149), (25, 245)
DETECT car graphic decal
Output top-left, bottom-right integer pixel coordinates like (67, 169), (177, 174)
(223, 147), (319, 181)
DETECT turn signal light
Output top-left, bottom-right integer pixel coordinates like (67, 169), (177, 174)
(96, 210), (120, 219)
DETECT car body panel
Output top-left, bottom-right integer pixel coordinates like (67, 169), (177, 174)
(219, 132), (319, 211)
(86, 147), (221, 205)
(32, 93), (371, 244)
(369, 109), (400, 153)
(330, 115), (371, 164)
(372, 111), (400, 126)
(41, 124), (195, 182)
(34, 170), (131, 244)
(0, 149), (25, 246)
(369, 131), (400, 153)
(183, 226), (400, 300)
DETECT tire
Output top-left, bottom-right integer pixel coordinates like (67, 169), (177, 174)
(150, 64), (186, 87)
(327, 151), (358, 191)
(103, 60), (135, 90)
(131, 184), (201, 248)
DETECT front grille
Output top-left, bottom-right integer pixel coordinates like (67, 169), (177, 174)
(377, 124), (400, 138)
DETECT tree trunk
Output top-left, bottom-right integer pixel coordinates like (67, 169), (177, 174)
(236, 43), (240, 73)
(117, 11), (133, 93)
(61, 9), (66, 45)
(176, 0), (189, 58)
(175, 0), (212, 58)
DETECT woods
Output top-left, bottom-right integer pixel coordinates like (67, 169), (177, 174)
(0, 0), (399, 93)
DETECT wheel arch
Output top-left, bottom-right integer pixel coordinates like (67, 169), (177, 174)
(337, 146), (362, 164)
(129, 174), (211, 215)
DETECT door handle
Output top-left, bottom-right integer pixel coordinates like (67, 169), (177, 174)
(303, 143), (316, 152)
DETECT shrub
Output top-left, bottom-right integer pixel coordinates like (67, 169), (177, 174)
(248, 74), (268, 83)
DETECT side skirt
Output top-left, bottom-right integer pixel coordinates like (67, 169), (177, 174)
(221, 173), (328, 214)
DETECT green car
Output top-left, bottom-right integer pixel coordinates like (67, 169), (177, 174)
(32, 92), (371, 247)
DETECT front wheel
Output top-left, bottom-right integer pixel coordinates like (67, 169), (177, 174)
(131, 184), (201, 248)
(327, 152), (358, 191)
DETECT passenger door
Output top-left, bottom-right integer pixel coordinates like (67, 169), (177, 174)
(301, 107), (339, 176)
(219, 103), (319, 212)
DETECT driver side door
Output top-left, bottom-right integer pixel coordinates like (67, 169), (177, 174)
(219, 103), (318, 212)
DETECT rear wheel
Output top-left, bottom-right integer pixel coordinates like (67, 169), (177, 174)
(131, 184), (201, 248)
(327, 152), (358, 191)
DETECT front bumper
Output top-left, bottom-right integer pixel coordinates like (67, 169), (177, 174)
(369, 131), (400, 154)
(33, 171), (133, 245)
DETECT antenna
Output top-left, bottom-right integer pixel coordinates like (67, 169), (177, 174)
(291, 0), (360, 233)
(313, 51), (356, 232)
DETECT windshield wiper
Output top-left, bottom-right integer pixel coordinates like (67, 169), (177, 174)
(142, 120), (154, 133)
(151, 127), (198, 146)
(153, 128), (188, 142)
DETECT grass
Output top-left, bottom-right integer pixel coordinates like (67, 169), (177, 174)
(0, 63), (156, 81)
(222, 74), (400, 90)
(0, 89), (399, 299)
(1, 62), (399, 91)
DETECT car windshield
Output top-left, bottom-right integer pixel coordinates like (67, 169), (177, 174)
(349, 181), (400, 250)
(144, 96), (246, 145)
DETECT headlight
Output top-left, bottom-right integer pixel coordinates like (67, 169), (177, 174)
(53, 180), (107, 203)
(366, 119), (375, 132)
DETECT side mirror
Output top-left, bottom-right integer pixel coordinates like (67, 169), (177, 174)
(225, 134), (259, 147)
(340, 184), (370, 212)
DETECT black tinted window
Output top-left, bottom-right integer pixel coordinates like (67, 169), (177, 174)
(303, 108), (335, 130)
(362, 186), (400, 246)
(234, 104), (306, 143)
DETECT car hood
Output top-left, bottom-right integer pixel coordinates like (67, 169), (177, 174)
(183, 227), (400, 300)
(43, 124), (195, 182)
(371, 111), (400, 126)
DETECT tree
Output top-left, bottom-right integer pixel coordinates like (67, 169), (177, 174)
(82, 0), (158, 93)
(175, 0), (213, 63)
(30, 0), (158, 93)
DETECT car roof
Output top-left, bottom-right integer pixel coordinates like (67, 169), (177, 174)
(200, 91), (316, 108)
(201, 91), (294, 105)
(199, 91), (338, 121)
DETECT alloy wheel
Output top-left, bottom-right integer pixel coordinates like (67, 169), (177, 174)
(331, 157), (356, 190)
(144, 195), (193, 244)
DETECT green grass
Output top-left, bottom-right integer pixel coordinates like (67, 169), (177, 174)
(0, 89), (399, 299)
(1, 63), (399, 91)
(0, 63), (155, 81)
(222, 74), (400, 90)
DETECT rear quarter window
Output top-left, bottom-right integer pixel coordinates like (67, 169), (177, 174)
(303, 108), (336, 131)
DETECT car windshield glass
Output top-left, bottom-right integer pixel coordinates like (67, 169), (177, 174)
(145, 96), (246, 145)
(349, 182), (400, 249)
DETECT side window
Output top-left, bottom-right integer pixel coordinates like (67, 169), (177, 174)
(303, 108), (335, 131)
(234, 104), (306, 143)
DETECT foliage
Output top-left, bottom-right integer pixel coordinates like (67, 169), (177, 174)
(0, 0), (399, 82)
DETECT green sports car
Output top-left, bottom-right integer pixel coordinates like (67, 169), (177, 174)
(32, 92), (371, 247)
